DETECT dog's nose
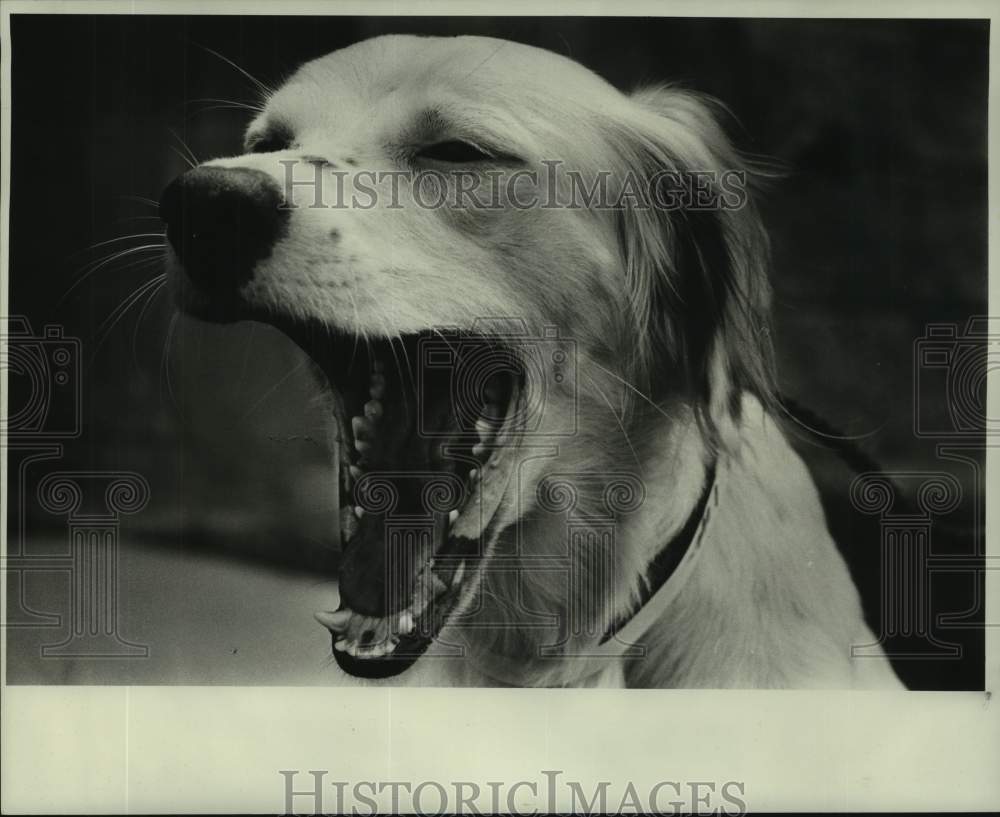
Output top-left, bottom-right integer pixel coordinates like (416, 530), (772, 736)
(159, 166), (288, 291)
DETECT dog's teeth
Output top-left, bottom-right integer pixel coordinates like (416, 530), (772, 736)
(475, 417), (494, 440)
(468, 468), (478, 481)
(431, 573), (447, 595)
(448, 509), (459, 524)
(397, 611), (414, 634)
(346, 642), (359, 657)
(354, 506), (365, 519)
(349, 465), (363, 481)
(409, 590), (431, 616)
(314, 610), (352, 631)
(352, 415), (373, 440)
(355, 439), (371, 455)
(369, 374), (385, 399)
(452, 562), (466, 587)
(472, 442), (488, 458)
(364, 400), (383, 421)
(348, 614), (375, 644)
(334, 639), (348, 652)
(384, 640), (397, 654)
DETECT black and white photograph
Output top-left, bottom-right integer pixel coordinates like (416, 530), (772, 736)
(2, 1), (997, 813)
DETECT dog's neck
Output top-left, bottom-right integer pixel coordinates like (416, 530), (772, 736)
(618, 405), (716, 583)
(620, 394), (882, 689)
(448, 393), (880, 689)
(603, 452), (718, 645)
(454, 400), (720, 688)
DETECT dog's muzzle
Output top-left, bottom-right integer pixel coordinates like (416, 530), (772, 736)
(159, 166), (288, 313)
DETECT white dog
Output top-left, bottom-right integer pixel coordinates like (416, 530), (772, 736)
(161, 34), (903, 688)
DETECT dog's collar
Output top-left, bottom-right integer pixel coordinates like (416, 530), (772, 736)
(600, 458), (719, 649)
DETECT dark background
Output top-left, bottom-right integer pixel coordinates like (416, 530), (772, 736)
(6, 15), (989, 688)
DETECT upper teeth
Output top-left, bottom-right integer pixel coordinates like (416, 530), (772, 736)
(345, 362), (505, 525)
(352, 415), (374, 440)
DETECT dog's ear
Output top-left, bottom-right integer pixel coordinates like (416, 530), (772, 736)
(611, 86), (775, 436)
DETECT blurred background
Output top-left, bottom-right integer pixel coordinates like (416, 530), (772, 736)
(5, 15), (988, 687)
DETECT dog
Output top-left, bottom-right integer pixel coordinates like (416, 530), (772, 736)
(160, 34), (903, 688)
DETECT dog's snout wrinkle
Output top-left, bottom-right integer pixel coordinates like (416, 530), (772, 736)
(159, 166), (288, 300)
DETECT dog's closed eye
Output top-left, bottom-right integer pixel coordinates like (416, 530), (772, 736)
(416, 140), (498, 163)
(246, 123), (294, 154)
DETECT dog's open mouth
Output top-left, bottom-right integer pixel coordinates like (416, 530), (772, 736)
(279, 322), (523, 678)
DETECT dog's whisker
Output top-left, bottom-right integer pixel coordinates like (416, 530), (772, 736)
(344, 289), (364, 372)
(383, 334), (408, 416)
(235, 321), (258, 400)
(89, 274), (169, 365)
(429, 327), (460, 357)
(585, 372), (644, 474)
(776, 398), (884, 443)
(196, 43), (276, 100)
(239, 357), (311, 420)
(131, 275), (169, 370)
(119, 194), (160, 208)
(369, 306), (413, 418)
(161, 311), (180, 410)
(186, 97), (266, 113)
(75, 232), (167, 256)
(589, 359), (677, 423)
(94, 273), (167, 336)
(168, 144), (197, 170)
(168, 129), (200, 168)
(392, 331), (417, 405)
(72, 242), (166, 279)
(60, 244), (167, 307)
(184, 104), (264, 121)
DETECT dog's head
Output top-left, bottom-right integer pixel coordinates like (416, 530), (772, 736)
(161, 34), (774, 680)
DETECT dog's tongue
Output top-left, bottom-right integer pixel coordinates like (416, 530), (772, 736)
(336, 361), (461, 617)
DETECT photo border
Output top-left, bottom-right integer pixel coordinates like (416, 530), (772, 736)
(1, 0), (997, 813)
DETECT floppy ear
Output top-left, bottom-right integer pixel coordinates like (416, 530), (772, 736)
(612, 86), (775, 436)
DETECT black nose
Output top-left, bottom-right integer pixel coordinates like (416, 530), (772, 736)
(159, 166), (288, 293)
